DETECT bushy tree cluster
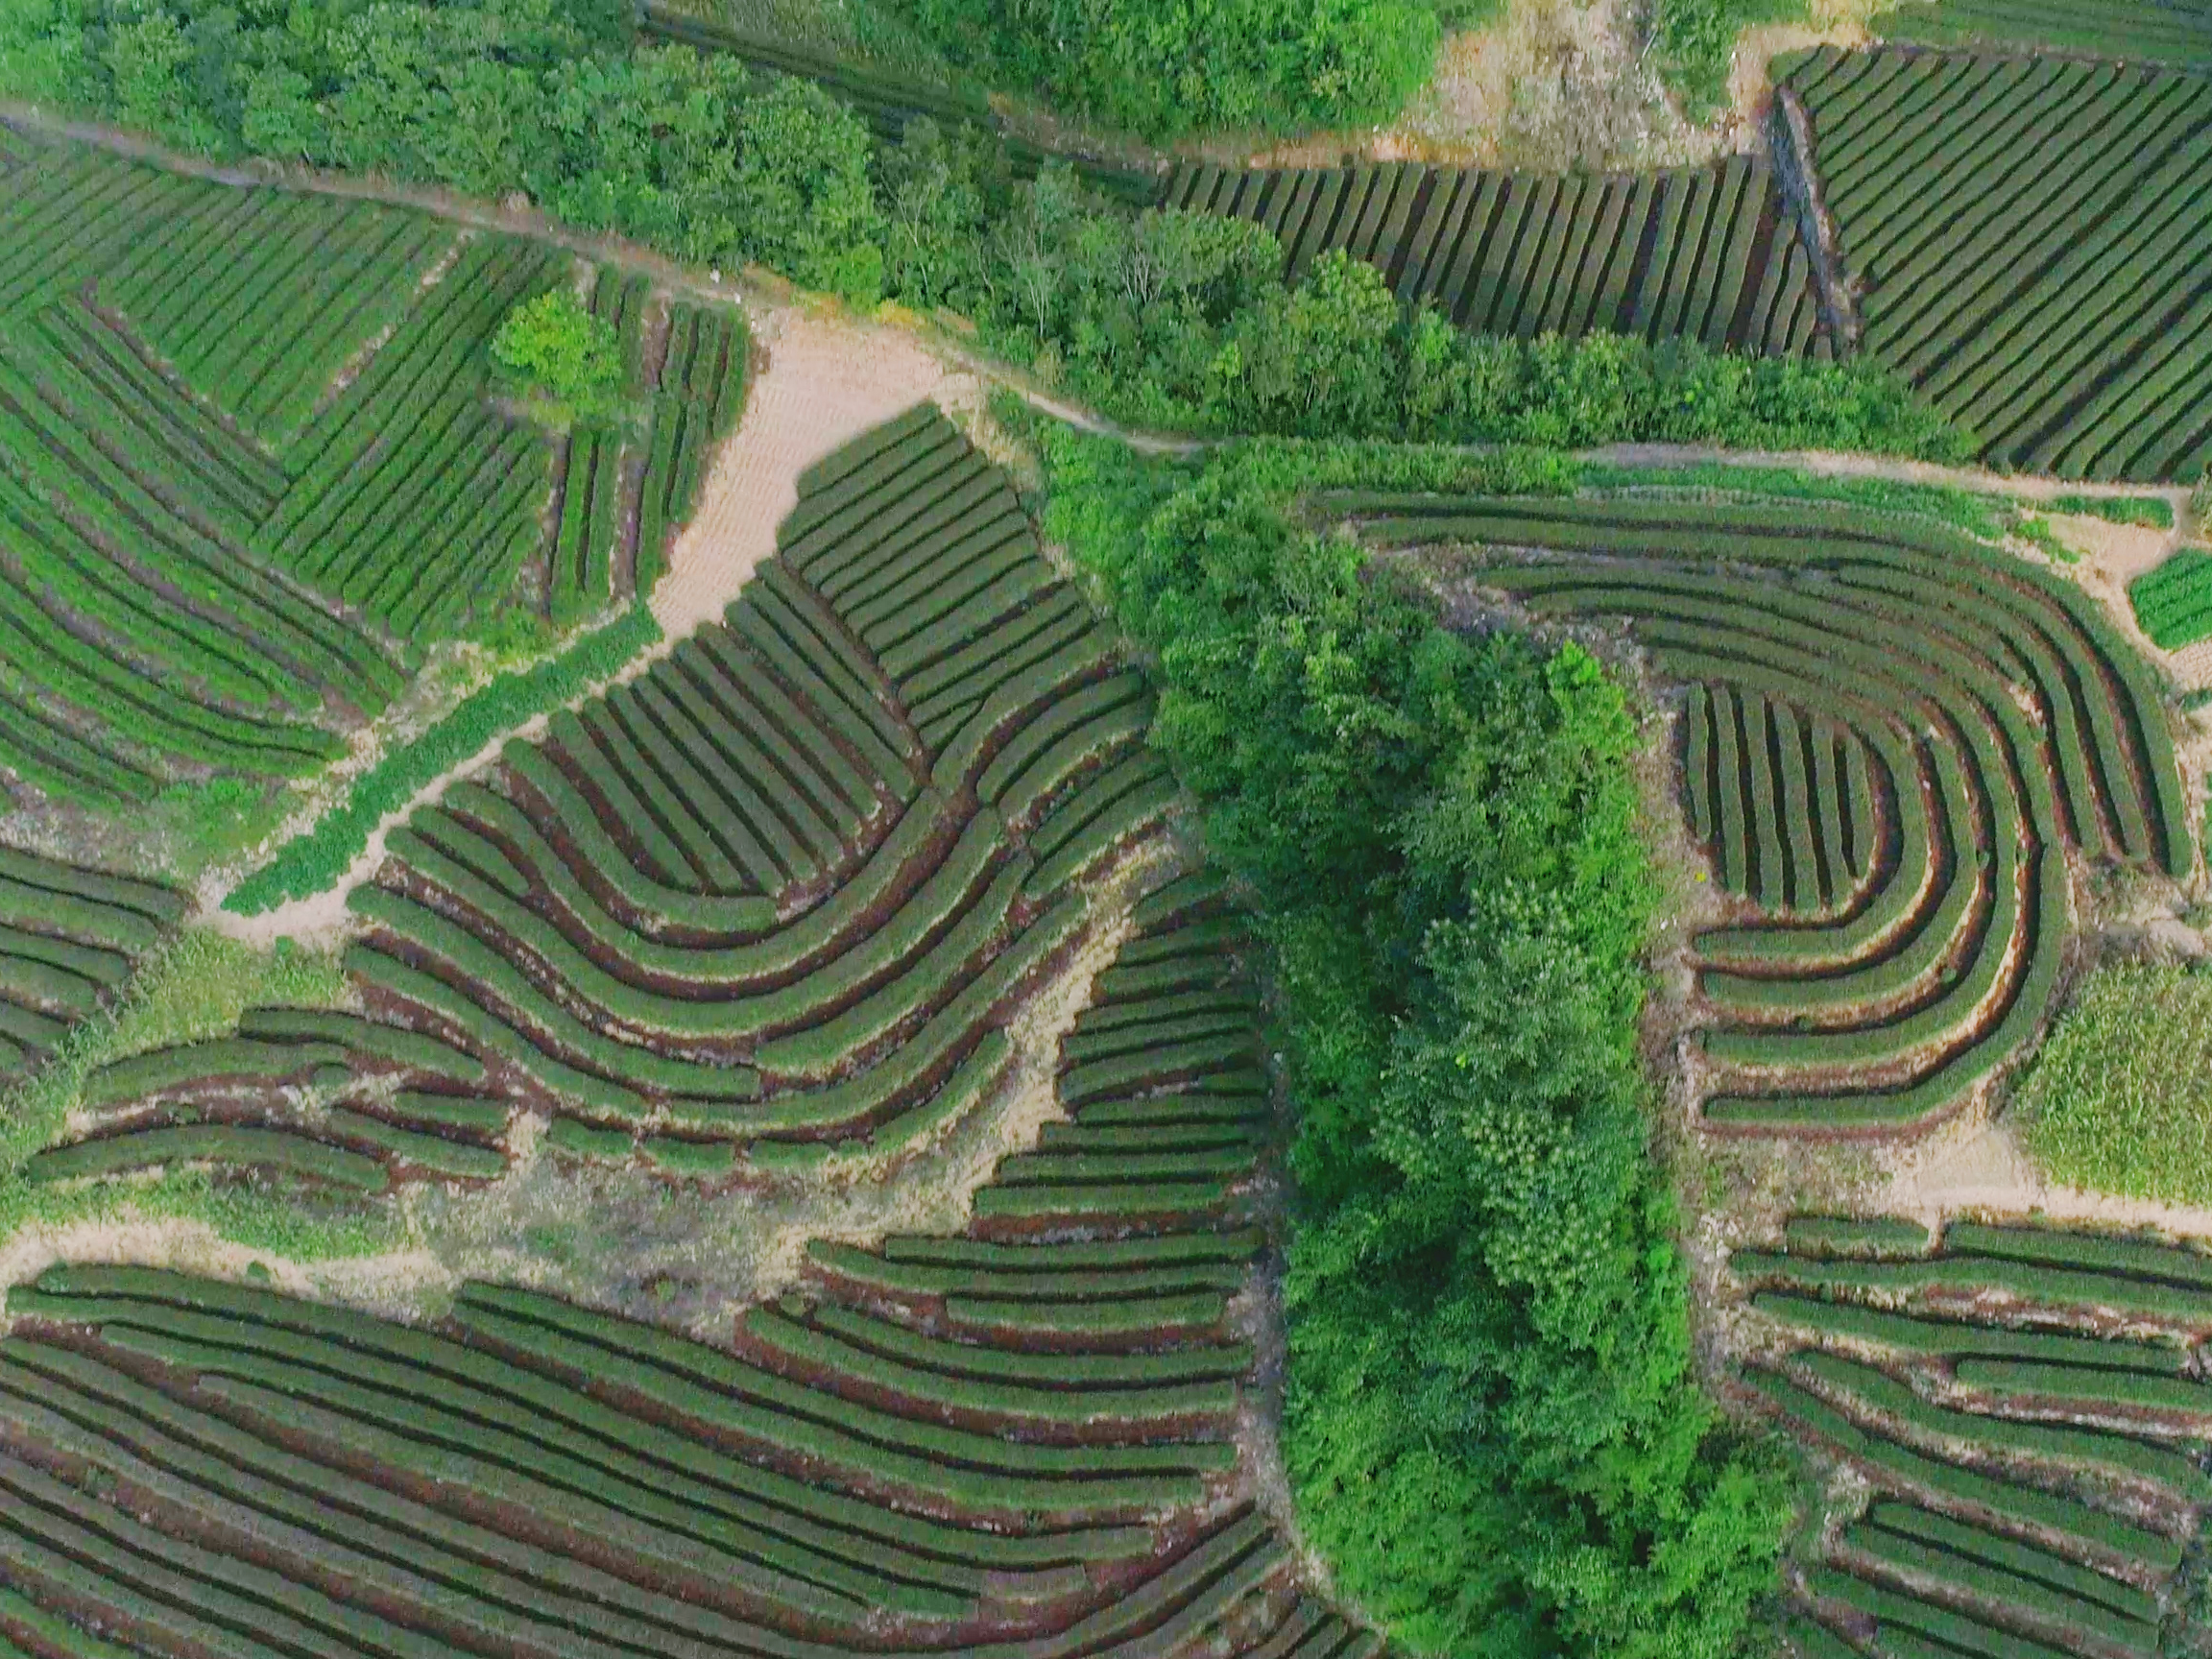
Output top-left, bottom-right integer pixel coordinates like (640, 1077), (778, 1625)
(896, 0), (1440, 138)
(491, 290), (622, 422)
(1038, 430), (1793, 1656)
(1, 3), (1954, 461)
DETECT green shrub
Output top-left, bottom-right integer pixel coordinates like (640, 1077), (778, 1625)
(491, 291), (623, 423)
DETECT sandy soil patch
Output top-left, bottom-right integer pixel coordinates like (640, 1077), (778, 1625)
(1727, 7), (1880, 133)
(1880, 1117), (2212, 1244)
(649, 300), (981, 640)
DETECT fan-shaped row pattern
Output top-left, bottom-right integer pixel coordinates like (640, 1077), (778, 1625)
(1781, 46), (2212, 481)
(1163, 156), (1827, 356)
(1739, 1217), (2212, 1657)
(45, 408), (1179, 1188)
(1340, 491), (2188, 1133)
(0, 871), (1374, 1658)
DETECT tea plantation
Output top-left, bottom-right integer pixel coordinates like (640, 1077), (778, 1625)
(0, 7), (2210, 1658)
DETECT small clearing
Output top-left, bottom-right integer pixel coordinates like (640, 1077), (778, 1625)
(650, 299), (980, 638)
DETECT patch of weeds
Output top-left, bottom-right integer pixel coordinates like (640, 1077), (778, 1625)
(2049, 493), (2176, 531)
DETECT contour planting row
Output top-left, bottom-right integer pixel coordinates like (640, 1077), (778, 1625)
(1871, 0), (2212, 71)
(1683, 683), (1877, 914)
(0, 847), (181, 1086)
(1163, 156), (1828, 355)
(1782, 46), (2212, 481)
(29, 1007), (508, 1194)
(286, 406), (1179, 1173)
(633, 297), (750, 595)
(1341, 489), (2189, 1135)
(0, 874), (1368, 1656)
(1743, 1216), (2212, 1656)
(257, 232), (566, 641)
(550, 264), (653, 625)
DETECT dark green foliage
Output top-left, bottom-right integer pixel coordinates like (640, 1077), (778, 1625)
(895, 0), (1440, 139)
(1652, 0), (1808, 117)
(1038, 426), (1789, 1654)
(492, 290), (622, 421)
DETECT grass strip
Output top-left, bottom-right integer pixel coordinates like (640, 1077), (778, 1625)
(226, 607), (661, 914)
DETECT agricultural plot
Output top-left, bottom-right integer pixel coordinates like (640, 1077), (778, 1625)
(0, 148), (417, 805)
(0, 872), (1356, 1657)
(1742, 1215), (2212, 1656)
(1163, 156), (1829, 356)
(40, 406), (1181, 1191)
(1337, 488), (2189, 1134)
(0, 849), (180, 1087)
(2128, 548), (2212, 649)
(1781, 47), (2212, 482)
(1872, 0), (2212, 71)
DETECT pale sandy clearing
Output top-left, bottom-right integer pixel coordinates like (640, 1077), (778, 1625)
(649, 300), (981, 640)
(1881, 1118), (2212, 1244)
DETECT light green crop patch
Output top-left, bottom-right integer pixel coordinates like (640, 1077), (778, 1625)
(2019, 963), (2212, 1206)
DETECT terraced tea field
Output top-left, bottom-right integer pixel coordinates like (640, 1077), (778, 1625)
(0, 131), (751, 816)
(1338, 487), (2191, 1134)
(1871, 0), (2212, 70)
(30, 408), (1180, 1193)
(0, 867), (1354, 1656)
(1781, 47), (2212, 481)
(1164, 156), (1830, 355)
(1743, 1215), (2212, 1655)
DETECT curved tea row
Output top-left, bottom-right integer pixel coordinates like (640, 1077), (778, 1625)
(0, 872), (1377, 1657)
(38, 407), (1178, 1192)
(1742, 1216), (2212, 1657)
(1339, 488), (2189, 1133)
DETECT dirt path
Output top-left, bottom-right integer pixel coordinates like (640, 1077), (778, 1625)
(650, 303), (983, 637)
(1881, 1118), (2212, 1244)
